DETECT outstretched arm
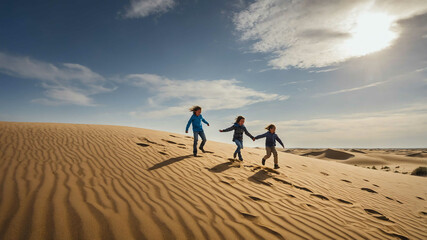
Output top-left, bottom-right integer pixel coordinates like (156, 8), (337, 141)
(220, 125), (235, 132)
(244, 127), (255, 139)
(201, 116), (209, 126)
(254, 132), (268, 140)
(276, 136), (285, 148)
(185, 116), (193, 133)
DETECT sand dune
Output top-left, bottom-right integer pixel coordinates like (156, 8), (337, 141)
(291, 148), (427, 175)
(0, 122), (426, 239)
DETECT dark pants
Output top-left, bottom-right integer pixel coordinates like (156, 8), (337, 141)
(193, 131), (206, 154)
(233, 139), (243, 160)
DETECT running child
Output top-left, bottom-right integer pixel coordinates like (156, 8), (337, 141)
(254, 124), (284, 169)
(219, 116), (255, 161)
(186, 106), (209, 157)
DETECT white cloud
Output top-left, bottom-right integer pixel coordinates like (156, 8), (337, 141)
(123, 73), (289, 117)
(0, 52), (115, 106)
(234, 0), (427, 69)
(315, 81), (387, 97)
(249, 104), (427, 148)
(122, 0), (175, 18)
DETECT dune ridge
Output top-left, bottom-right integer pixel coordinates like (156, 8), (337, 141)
(0, 122), (426, 239)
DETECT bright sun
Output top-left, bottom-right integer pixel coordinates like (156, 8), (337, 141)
(342, 12), (397, 57)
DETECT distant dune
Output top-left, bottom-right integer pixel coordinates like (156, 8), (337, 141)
(0, 122), (426, 240)
(289, 148), (427, 175)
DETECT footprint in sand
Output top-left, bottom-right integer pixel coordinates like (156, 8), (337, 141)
(311, 194), (329, 201)
(286, 165), (292, 169)
(372, 184), (380, 187)
(361, 188), (377, 193)
(136, 143), (150, 147)
(341, 179), (351, 183)
(294, 185), (313, 193)
(320, 172), (329, 176)
(158, 151), (168, 155)
(416, 196), (425, 200)
(169, 135), (179, 138)
(337, 199), (353, 205)
(364, 209), (394, 222)
(396, 200), (403, 204)
(363, 179), (369, 182)
(249, 196), (264, 201)
(287, 194), (296, 198)
(177, 143), (186, 146)
(420, 211), (427, 216)
(162, 139), (177, 144)
(273, 177), (292, 186)
(178, 146), (186, 149)
(302, 164), (307, 167)
(240, 212), (258, 220)
(385, 196), (394, 201)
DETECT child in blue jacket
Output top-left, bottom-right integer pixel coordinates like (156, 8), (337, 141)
(186, 106), (209, 156)
(254, 124), (284, 169)
(219, 116), (255, 161)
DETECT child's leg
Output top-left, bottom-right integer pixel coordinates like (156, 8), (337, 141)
(263, 147), (272, 160)
(193, 131), (199, 154)
(199, 131), (207, 149)
(272, 147), (278, 165)
(234, 140), (243, 160)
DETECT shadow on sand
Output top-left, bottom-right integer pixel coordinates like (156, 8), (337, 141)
(248, 170), (273, 186)
(148, 154), (193, 170)
(208, 161), (239, 173)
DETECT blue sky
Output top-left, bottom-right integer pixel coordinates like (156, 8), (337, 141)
(1, 0), (426, 148)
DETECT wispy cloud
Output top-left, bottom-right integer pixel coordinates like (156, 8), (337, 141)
(121, 0), (175, 18)
(123, 73), (289, 117)
(315, 81), (387, 97)
(249, 104), (427, 148)
(309, 67), (340, 73)
(282, 79), (313, 86)
(234, 0), (427, 69)
(0, 52), (115, 106)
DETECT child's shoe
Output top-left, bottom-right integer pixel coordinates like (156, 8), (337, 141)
(262, 158), (266, 166)
(274, 164), (280, 169)
(193, 153), (198, 157)
(199, 147), (206, 153)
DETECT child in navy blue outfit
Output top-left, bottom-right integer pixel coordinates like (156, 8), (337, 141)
(186, 106), (209, 156)
(219, 116), (255, 161)
(254, 124), (284, 169)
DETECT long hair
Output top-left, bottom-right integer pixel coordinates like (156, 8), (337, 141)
(265, 124), (276, 130)
(189, 106), (201, 113)
(235, 116), (245, 124)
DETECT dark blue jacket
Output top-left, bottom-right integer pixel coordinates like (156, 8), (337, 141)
(186, 114), (209, 132)
(221, 123), (254, 142)
(255, 131), (284, 148)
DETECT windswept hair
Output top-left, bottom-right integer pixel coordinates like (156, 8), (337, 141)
(265, 124), (276, 130)
(235, 116), (245, 124)
(189, 106), (201, 113)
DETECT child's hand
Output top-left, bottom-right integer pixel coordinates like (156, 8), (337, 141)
(185, 131), (188, 133)
(252, 137), (255, 141)
(219, 130), (223, 132)
(207, 124), (210, 126)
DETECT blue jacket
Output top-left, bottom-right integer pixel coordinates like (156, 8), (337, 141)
(221, 123), (254, 142)
(255, 131), (284, 148)
(186, 114), (209, 132)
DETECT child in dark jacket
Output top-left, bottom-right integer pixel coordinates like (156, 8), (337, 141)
(219, 116), (255, 161)
(186, 106), (209, 156)
(254, 124), (284, 169)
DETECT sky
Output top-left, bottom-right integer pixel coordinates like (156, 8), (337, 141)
(0, 0), (426, 148)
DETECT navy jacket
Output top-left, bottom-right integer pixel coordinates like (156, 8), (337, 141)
(221, 123), (254, 142)
(255, 131), (284, 148)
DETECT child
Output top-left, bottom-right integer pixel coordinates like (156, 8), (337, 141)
(219, 116), (255, 161)
(254, 124), (284, 169)
(186, 106), (209, 157)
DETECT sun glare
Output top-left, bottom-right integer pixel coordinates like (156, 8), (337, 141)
(342, 12), (397, 57)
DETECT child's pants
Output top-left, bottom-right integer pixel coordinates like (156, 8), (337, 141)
(263, 146), (278, 164)
(193, 131), (206, 154)
(233, 139), (243, 160)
